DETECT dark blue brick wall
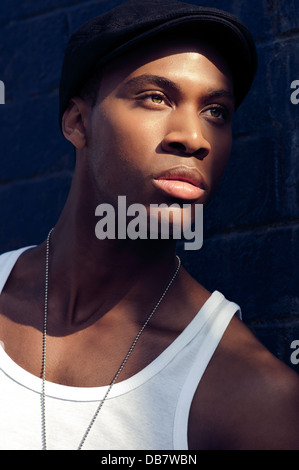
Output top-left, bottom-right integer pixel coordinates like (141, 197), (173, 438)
(0, 0), (298, 372)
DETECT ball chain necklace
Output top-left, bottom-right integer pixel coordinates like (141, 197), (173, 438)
(41, 228), (181, 450)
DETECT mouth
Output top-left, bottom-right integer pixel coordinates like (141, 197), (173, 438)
(152, 166), (207, 201)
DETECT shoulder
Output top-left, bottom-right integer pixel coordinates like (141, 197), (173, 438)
(189, 315), (299, 450)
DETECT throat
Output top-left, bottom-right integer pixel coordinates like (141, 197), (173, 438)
(41, 249), (181, 388)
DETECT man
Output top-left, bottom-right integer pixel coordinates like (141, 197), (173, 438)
(0, 0), (298, 450)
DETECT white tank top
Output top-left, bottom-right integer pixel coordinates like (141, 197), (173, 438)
(0, 247), (241, 450)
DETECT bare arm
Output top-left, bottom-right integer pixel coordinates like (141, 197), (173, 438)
(188, 316), (299, 450)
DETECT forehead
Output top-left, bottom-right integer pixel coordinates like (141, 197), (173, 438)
(98, 35), (233, 96)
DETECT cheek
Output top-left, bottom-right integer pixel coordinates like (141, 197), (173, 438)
(88, 105), (163, 201)
(93, 105), (163, 170)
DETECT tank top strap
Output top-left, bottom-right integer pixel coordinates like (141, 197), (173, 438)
(0, 247), (35, 294)
(173, 293), (241, 449)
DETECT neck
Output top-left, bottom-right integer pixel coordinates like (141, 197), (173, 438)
(45, 172), (179, 332)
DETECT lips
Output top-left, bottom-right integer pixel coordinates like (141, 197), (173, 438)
(152, 166), (207, 201)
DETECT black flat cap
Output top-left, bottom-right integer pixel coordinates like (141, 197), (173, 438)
(59, 0), (258, 128)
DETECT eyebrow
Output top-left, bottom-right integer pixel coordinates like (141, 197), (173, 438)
(121, 74), (180, 93)
(120, 73), (235, 105)
(203, 89), (235, 106)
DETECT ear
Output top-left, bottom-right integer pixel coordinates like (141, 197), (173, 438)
(62, 97), (90, 149)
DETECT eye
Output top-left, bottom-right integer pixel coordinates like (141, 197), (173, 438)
(150, 94), (164, 104)
(210, 107), (224, 118)
(204, 105), (230, 122)
(137, 91), (170, 107)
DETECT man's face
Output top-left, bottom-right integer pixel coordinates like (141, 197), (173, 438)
(81, 38), (234, 215)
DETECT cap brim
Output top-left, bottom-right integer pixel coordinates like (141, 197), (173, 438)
(59, 8), (257, 127)
(94, 16), (256, 106)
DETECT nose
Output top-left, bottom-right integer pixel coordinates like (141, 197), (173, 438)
(161, 110), (211, 159)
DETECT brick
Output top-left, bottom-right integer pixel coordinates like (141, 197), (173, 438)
(0, 173), (72, 253)
(203, 108), (298, 232)
(0, 95), (74, 181)
(178, 223), (299, 322)
(67, 0), (125, 33)
(233, 39), (299, 136)
(0, 0), (84, 23)
(202, 134), (279, 233)
(263, 0), (299, 36)
(0, 12), (69, 103)
(188, 0), (275, 42)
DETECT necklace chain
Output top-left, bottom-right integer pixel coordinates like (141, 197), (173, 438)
(41, 228), (181, 450)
